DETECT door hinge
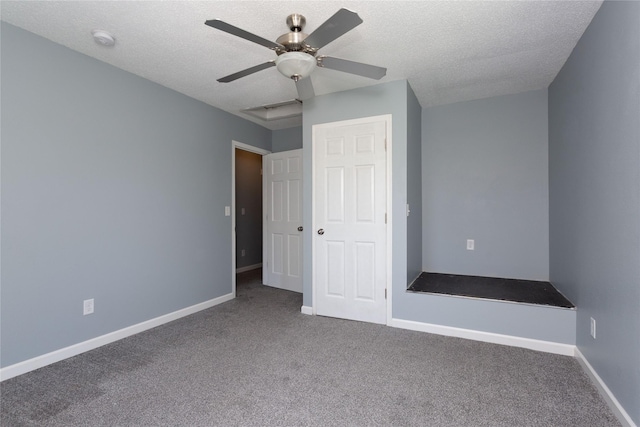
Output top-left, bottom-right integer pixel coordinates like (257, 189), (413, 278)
(385, 213), (387, 224)
(385, 288), (387, 299)
(384, 138), (387, 151)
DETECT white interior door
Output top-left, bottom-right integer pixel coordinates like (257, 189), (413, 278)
(313, 117), (388, 324)
(265, 149), (303, 293)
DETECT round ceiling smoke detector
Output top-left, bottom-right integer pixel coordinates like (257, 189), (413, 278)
(91, 30), (116, 47)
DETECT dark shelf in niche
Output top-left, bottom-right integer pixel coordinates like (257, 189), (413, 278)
(408, 272), (575, 309)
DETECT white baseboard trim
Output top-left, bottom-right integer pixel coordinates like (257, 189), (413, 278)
(575, 347), (637, 427)
(389, 318), (576, 356)
(236, 263), (262, 273)
(300, 305), (313, 315)
(0, 292), (234, 382)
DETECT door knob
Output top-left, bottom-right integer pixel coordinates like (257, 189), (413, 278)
(298, 226), (303, 231)
(317, 229), (324, 235)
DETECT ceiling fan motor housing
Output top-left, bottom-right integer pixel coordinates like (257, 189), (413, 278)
(276, 31), (309, 53)
(276, 14), (317, 54)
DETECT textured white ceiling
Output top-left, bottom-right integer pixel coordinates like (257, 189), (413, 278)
(1, 1), (602, 130)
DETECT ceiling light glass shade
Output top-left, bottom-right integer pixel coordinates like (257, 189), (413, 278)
(275, 52), (316, 80)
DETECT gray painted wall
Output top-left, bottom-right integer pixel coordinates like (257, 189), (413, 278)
(393, 88), (570, 344)
(422, 90), (549, 281)
(396, 293), (575, 344)
(302, 80), (409, 308)
(271, 127), (302, 153)
(235, 149), (263, 269)
(549, 1), (640, 423)
(406, 84), (423, 284)
(1, 23), (271, 367)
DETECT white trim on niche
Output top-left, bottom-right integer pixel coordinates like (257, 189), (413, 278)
(389, 318), (576, 356)
(0, 293), (234, 382)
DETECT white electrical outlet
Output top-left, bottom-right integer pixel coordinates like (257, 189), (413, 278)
(83, 299), (94, 315)
(241, 249), (245, 257)
(590, 317), (596, 339)
(467, 239), (475, 250)
(224, 206), (231, 216)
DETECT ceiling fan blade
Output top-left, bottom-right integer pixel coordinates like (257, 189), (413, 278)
(295, 77), (315, 100)
(217, 61), (276, 83)
(303, 8), (363, 50)
(318, 56), (387, 80)
(205, 19), (284, 51)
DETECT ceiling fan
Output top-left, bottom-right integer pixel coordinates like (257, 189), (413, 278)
(205, 8), (387, 100)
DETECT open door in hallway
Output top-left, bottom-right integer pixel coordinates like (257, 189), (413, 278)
(264, 149), (303, 293)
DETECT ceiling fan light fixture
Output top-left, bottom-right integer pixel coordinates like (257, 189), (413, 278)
(275, 52), (316, 80)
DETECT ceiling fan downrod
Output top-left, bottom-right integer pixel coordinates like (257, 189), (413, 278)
(286, 14), (305, 32)
(276, 14), (311, 54)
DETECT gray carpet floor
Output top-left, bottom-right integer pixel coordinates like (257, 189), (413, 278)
(1, 269), (620, 426)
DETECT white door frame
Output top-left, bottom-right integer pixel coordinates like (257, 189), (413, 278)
(231, 140), (270, 298)
(311, 114), (393, 324)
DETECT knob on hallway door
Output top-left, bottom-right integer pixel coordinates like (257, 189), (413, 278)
(317, 229), (324, 235)
(298, 226), (303, 231)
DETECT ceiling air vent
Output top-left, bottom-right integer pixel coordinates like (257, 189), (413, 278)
(241, 99), (302, 122)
